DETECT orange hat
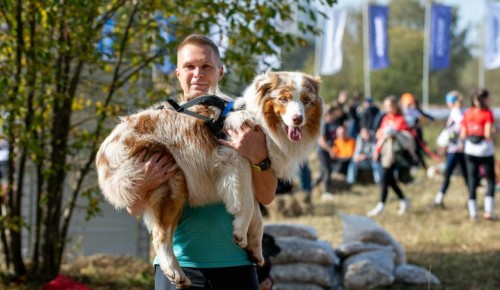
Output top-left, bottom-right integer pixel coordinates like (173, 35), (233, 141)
(400, 93), (415, 107)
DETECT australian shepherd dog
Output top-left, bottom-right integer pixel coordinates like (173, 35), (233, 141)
(95, 71), (323, 288)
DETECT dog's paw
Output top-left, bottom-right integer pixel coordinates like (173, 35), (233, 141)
(247, 248), (265, 266)
(164, 267), (191, 289)
(233, 233), (248, 248)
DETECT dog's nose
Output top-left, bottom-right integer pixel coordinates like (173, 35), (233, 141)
(292, 115), (303, 125)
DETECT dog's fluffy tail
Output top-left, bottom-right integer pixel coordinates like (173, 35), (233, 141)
(96, 129), (142, 209)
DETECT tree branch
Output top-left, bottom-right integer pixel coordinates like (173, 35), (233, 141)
(59, 1), (140, 258)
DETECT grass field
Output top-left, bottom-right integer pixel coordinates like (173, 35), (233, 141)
(3, 122), (500, 290)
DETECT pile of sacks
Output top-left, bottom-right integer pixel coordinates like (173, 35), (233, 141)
(264, 223), (341, 290)
(337, 214), (441, 289)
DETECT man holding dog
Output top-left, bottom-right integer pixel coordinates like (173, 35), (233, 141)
(126, 34), (277, 290)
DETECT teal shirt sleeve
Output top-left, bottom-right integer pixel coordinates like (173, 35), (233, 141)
(154, 203), (252, 268)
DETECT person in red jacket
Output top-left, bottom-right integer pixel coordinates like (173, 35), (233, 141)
(460, 88), (496, 220)
(368, 96), (412, 216)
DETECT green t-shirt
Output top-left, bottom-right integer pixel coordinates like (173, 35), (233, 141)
(153, 203), (252, 268)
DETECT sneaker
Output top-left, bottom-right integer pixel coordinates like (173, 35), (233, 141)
(468, 200), (478, 220)
(321, 192), (335, 202)
(483, 213), (498, 221)
(367, 202), (385, 217)
(430, 201), (446, 209)
(398, 199), (411, 215)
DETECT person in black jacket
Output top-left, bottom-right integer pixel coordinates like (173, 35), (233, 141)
(359, 97), (380, 134)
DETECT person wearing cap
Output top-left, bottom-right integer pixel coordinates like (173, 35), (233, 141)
(400, 92), (436, 170)
(432, 91), (469, 208)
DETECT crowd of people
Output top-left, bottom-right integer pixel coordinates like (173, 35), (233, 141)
(309, 89), (497, 220)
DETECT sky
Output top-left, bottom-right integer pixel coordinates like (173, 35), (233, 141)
(335, 0), (487, 48)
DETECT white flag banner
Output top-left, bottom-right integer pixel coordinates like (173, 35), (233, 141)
(209, 14), (229, 59)
(319, 8), (347, 75)
(485, 2), (500, 70)
(257, 41), (281, 73)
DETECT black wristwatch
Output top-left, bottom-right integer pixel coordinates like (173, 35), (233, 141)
(251, 158), (272, 171)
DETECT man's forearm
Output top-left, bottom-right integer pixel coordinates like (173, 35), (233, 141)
(252, 169), (277, 205)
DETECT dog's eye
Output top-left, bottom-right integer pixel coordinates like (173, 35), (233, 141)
(301, 96), (311, 104)
(279, 97), (288, 104)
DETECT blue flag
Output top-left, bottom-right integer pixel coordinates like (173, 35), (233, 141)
(485, 2), (500, 70)
(369, 5), (390, 71)
(430, 4), (452, 70)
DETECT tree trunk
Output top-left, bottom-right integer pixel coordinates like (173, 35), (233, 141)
(6, 0), (27, 277)
(0, 204), (11, 272)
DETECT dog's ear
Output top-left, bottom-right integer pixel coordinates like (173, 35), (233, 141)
(303, 74), (321, 96)
(255, 72), (279, 97)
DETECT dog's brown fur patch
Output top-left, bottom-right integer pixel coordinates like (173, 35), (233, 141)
(133, 114), (159, 135)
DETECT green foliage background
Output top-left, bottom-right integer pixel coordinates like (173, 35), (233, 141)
(0, 0), (335, 282)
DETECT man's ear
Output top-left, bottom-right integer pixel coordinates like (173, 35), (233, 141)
(219, 66), (224, 79)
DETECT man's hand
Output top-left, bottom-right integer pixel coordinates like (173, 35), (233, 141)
(356, 154), (367, 162)
(137, 150), (178, 192)
(218, 123), (268, 164)
(127, 150), (178, 216)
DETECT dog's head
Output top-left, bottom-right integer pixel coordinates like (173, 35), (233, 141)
(262, 233), (281, 258)
(244, 71), (323, 144)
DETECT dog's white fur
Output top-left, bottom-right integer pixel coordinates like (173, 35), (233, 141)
(95, 71), (323, 288)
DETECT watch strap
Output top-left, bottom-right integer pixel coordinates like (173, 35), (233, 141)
(251, 157), (271, 171)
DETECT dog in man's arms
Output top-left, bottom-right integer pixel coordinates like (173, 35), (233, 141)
(95, 70), (324, 288)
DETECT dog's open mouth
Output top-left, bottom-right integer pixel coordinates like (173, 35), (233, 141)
(285, 125), (303, 142)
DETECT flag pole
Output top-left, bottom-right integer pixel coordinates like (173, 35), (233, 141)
(363, 1), (371, 98)
(478, 4), (485, 88)
(422, 0), (431, 109)
(314, 18), (323, 77)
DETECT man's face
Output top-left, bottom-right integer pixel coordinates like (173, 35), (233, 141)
(176, 44), (223, 99)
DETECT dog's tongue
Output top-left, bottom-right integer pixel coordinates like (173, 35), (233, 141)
(288, 127), (303, 141)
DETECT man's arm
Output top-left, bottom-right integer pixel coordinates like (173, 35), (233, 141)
(251, 168), (277, 205)
(219, 123), (277, 205)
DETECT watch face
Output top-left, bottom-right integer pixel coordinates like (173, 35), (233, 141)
(259, 158), (272, 170)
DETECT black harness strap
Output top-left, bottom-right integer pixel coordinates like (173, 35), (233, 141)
(158, 94), (234, 139)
